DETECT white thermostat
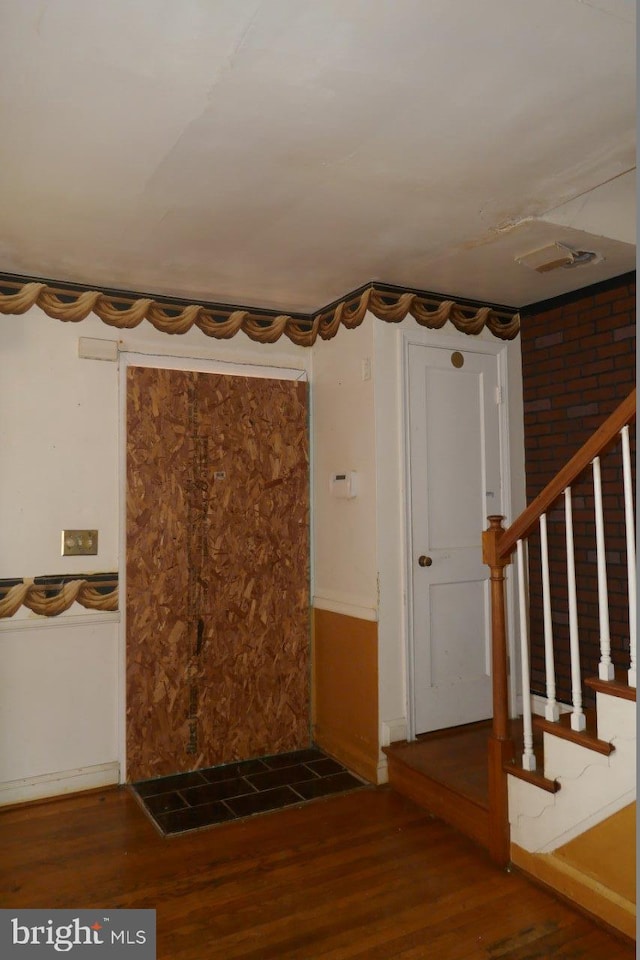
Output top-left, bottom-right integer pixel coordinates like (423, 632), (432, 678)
(330, 471), (358, 499)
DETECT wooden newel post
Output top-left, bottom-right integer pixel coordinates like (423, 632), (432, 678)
(482, 514), (515, 867)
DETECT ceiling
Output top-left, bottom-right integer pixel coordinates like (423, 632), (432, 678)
(0, 0), (636, 314)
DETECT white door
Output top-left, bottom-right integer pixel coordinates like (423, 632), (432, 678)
(408, 343), (503, 734)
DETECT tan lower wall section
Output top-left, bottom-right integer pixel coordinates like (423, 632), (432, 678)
(512, 807), (636, 942)
(312, 608), (379, 784)
(554, 803), (635, 905)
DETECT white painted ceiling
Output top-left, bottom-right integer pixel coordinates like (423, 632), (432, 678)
(0, 0), (635, 313)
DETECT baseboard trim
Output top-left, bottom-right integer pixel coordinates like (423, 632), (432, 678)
(0, 761), (120, 807)
(314, 725), (380, 785)
(381, 718), (408, 747)
(511, 843), (636, 941)
(529, 694), (572, 717)
(376, 757), (389, 785)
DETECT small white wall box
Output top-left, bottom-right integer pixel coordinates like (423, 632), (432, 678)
(78, 337), (119, 361)
(330, 471), (358, 499)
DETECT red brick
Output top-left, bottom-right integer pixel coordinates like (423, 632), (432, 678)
(524, 397), (552, 413)
(542, 382), (581, 400)
(561, 298), (587, 317)
(530, 407), (569, 424)
(580, 303), (612, 322)
(565, 320), (598, 340)
(526, 422), (561, 438)
(592, 340), (631, 358)
(598, 369), (631, 386)
(613, 324), (636, 341)
(589, 386), (627, 402)
(522, 278), (634, 696)
(613, 354), (636, 370)
(565, 331), (613, 351)
(538, 354), (572, 372)
(612, 295), (636, 313)
(534, 331), (564, 349)
(595, 286), (628, 305)
(562, 389), (596, 406)
(524, 307), (563, 330)
(525, 372), (560, 390)
(535, 433), (567, 448)
(578, 357), (615, 376)
(597, 313), (635, 333)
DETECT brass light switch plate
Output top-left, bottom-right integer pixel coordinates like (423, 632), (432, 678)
(61, 529), (98, 556)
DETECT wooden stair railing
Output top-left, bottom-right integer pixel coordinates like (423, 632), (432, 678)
(482, 389), (636, 867)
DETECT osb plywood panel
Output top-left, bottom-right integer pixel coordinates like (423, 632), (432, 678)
(126, 367), (309, 781)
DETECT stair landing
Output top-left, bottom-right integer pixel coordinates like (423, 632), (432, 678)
(383, 720), (491, 851)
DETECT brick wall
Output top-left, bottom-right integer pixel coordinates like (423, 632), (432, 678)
(520, 273), (635, 705)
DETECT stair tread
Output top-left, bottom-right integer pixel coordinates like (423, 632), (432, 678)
(386, 747), (489, 810)
(585, 674), (637, 702)
(533, 711), (614, 755)
(503, 758), (560, 793)
(553, 804), (636, 904)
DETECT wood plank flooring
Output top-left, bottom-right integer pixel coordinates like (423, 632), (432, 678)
(0, 786), (633, 959)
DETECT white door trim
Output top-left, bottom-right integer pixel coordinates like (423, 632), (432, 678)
(400, 328), (516, 741)
(116, 351), (308, 782)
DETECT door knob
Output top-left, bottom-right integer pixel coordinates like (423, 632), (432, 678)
(418, 555), (433, 567)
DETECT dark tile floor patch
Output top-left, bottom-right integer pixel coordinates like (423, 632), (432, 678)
(131, 747), (367, 836)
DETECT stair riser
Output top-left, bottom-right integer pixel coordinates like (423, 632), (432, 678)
(509, 767), (635, 853)
(596, 692), (635, 742)
(387, 756), (490, 850)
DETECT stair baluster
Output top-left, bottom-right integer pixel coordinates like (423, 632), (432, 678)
(565, 487), (586, 732)
(517, 538), (536, 770)
(621, 424), (636, 688)
(539, 513), (560, 721)
(593, 455), (614, 682)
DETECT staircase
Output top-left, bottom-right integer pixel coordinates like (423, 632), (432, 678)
(508, 675), (635, 938)
(386, 389), (636, 938)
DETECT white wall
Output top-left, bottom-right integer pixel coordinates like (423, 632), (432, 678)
(312, 309), (525, 753)
(0, 302), (523, 798)
(1, 314), (118, 579)
(0, 305), (309, 799)
(0, 619), (118, 792)
(1, 307), (309, 582)
(311, 317), (378, 620)
(373, 319), (407, 744)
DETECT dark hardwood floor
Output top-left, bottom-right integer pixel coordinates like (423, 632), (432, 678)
(0, 785), (633, 959)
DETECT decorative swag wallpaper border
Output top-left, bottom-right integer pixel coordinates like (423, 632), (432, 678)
(0, 275), (520, 346)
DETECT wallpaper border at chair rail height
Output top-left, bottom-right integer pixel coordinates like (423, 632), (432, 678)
(0, 573), (118, 618)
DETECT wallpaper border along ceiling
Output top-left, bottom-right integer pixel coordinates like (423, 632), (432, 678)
(0, 274), (520, 344)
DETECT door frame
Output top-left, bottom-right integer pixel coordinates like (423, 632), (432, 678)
(116, 350), (308, 781)
(400, 328), (517, 742)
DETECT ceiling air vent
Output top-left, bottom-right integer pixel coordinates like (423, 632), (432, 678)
(515, 242), (602, 273)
